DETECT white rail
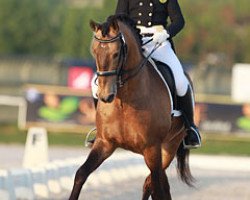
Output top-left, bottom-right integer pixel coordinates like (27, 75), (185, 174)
(0, 151), (148, 200)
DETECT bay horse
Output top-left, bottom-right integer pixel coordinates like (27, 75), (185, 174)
(69, 14), (193, 200)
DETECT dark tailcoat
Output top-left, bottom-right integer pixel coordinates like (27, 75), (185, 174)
(115, 0), (185, 38)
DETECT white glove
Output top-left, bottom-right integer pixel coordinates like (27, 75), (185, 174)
(153, 29), (170, 44)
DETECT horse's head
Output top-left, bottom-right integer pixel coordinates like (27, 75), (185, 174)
(90, 16), (128, 103)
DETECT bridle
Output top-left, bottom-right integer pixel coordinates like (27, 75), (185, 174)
(94, 32), (128, 87)
(94, 31), (160, 87)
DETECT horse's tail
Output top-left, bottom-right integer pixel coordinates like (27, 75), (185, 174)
(176, 142), (195, 187)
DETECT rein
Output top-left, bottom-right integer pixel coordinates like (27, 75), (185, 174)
(94, 32), (160, 87)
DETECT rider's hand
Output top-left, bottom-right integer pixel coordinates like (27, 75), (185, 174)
(152, 29), (170, 44)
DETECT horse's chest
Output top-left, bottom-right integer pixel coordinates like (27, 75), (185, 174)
(99, 106), (148, 127)
(98, 103), (169, 151)
(99, 108), (152, 140)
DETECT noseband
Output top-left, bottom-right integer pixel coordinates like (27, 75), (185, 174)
(94, 32), (127, 87)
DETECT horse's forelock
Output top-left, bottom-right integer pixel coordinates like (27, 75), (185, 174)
(99, 15), (119, 37)
(101, 22), (110, 37)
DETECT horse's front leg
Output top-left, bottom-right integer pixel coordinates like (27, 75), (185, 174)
(69, 139), (115, 200)
(143, 145), (167, 200)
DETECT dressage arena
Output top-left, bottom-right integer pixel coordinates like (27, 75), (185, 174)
(1, 144), (250, 200)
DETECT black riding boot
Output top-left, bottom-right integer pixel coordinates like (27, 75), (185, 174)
(86, 98), (98, 147)
(178, 86), (201, 149)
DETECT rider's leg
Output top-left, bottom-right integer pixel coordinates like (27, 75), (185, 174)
(86, 74), (98, 146)
(86, 97), (98, 146)
(91, 73), (98, 100)
(143, 40), (201, 149)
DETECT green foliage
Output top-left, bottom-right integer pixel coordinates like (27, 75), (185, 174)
(178, 0), (250, 63)
(0, 0), (249, 63)
(58, 0), (117, 58)
(0, 0), (65, 55)
(194, 133), (250, 156)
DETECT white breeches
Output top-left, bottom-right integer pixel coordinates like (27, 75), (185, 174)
(142, 38), (189, 96)
(138, 25), (190, 96)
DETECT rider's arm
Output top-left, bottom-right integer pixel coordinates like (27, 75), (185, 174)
(166, 0), (185, 38)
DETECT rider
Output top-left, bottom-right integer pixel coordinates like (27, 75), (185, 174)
(89, 0), (201, 149)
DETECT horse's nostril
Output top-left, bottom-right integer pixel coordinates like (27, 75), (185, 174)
(100, 94), (115, 103)
(106, 94), (115, 103)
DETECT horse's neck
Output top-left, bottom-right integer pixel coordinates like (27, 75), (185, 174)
(117, 23), (156, 102)
(119, 22), (142, 68)
(125, 41), (142, 68)
(118, 61), (152, 101)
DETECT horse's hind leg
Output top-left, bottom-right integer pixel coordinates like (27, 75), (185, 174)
(142, 172), (171, 200)
(162, 171), (171, 199)
(142, 144), (179, 200)
(69, 139), (115, 200)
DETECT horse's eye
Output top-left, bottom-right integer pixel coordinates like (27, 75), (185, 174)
(113, 52), (119, 59)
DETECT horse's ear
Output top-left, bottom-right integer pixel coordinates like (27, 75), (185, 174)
(89, 20), (100, 32)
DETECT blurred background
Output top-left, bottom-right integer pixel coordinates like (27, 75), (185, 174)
(0, 0), (250, 199)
